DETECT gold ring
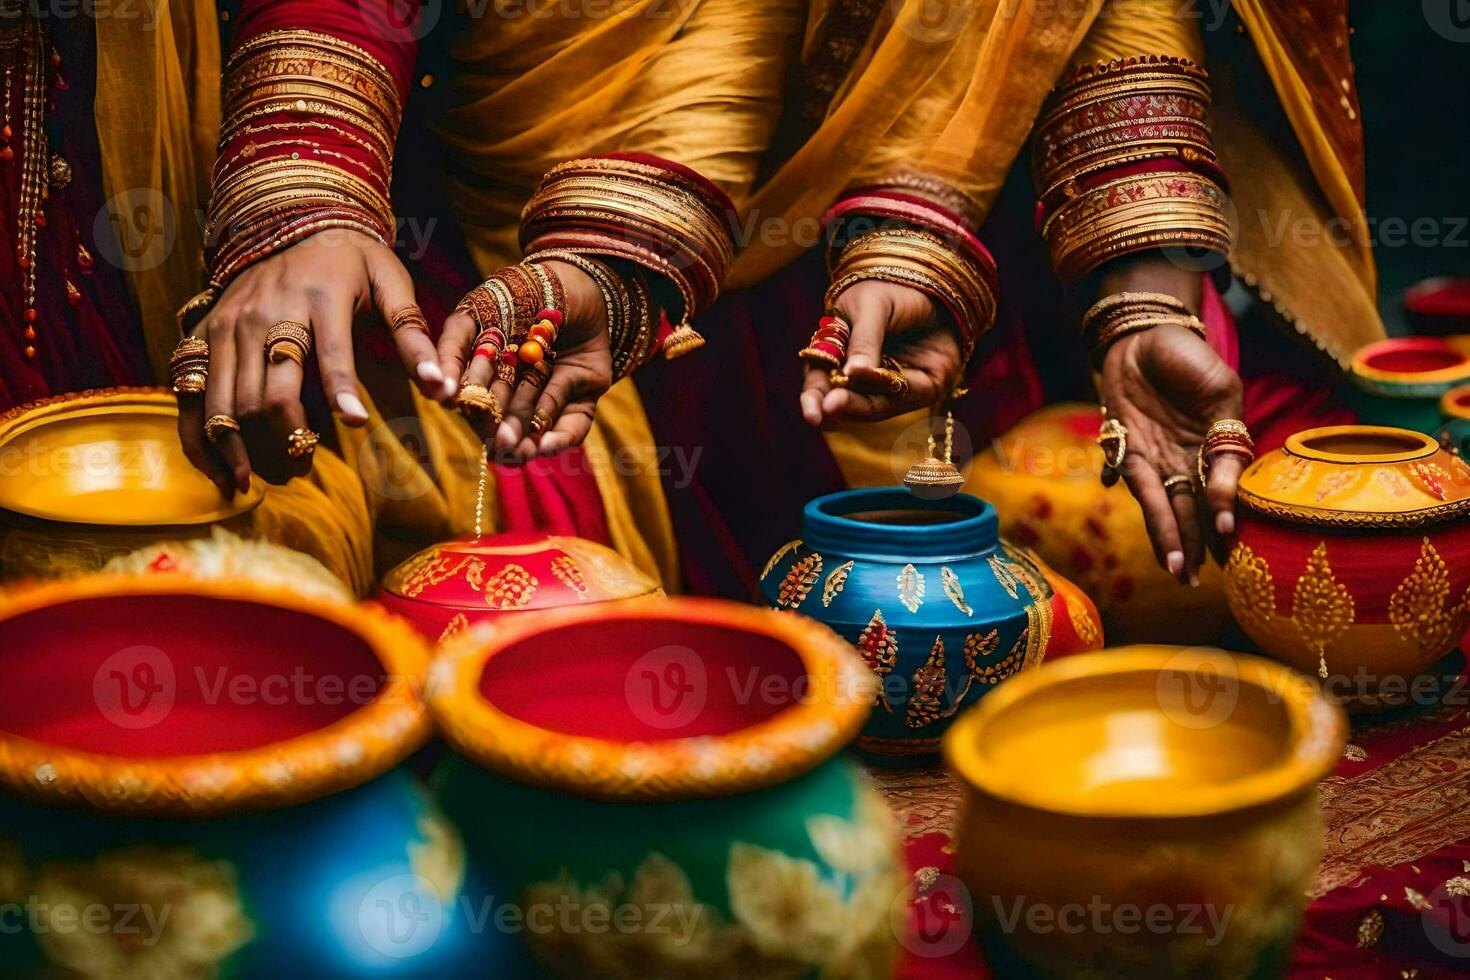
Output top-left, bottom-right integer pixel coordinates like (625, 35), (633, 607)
(265, 320), (312, 365)
(390, 306), (430, 334)
(169, 336), (210, 395)
(1163, 474), (1195, 498)
(530, 409), (551, 434)
(204, 414), (240, 443)
(519, 360), (552, 389)
(1097, 417), (1127, 472)
(286, 426), (320, 459)
(455, 383), (502, 424)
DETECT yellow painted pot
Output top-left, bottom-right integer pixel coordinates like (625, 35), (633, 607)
(1225, 426), (1470, 708)
(970, 403), (1228, 644)
(945, 647), (1344, 979)
(0, 389), (265, 580)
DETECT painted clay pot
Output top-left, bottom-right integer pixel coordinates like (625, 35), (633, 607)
(970, 403), (1229, 645)
(377, 531), (661, 644)
(0, 389), (267, 582)
(759, 487), (1102, 765)
(1347, 336), (1470, 434)
(1439, 385), (1470, 459)
(0, 575), (502, 976)
(428, 598), (905, 978)
(1405, 276), (1470, 336)
(1225, 425), (1470, 709)
(945, 646), (1345, 980)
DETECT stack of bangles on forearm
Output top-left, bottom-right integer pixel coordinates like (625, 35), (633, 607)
(1033, 55), (1233, 281)
(1082, 290), (1205, 367)
(204, 29), (403, 292)
(802, 176), (999, 395)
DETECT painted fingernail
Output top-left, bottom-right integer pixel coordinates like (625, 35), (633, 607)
(416, 361), (444, 384)
(1216, 511), (1235, 535)
(1166, 551), (1184, 577)
(336, 392), (369, 421)
(1188, 572), (1200, 588)
(441, 376), (458, 399)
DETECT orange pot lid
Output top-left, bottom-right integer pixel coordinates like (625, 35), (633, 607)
(1237, 425), (1470, 527)
(0, 387), (264, 526)
(381, 532), (660, 612)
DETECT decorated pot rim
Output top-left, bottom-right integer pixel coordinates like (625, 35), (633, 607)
(1443, 385), (1470, 420)
(0, 574), (432, 817)
(1237, 425), (1470, 528)
(1349, 337), (1470, 390)
(943, 646), (1345, 820)
(0, 386), (266, 525)
(429, 597), (875, 802)
(801, 487), (999, 562)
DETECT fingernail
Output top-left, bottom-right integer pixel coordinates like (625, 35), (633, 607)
(1166, 551), (1184, 577)
(417, 361), (443, 384)
(336, 392), (368, 421)
(442, 377), (458, 399)
(1216, 511), (1235, 535)
(495, 421), (517, 449)
(1188, 572), (1200, 588)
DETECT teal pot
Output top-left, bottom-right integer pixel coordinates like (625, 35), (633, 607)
(760, 488), (1057, 766)
(428, 597), (906, 979)
(1347, 336), (1470, 433)
(0, 575), (505, 977)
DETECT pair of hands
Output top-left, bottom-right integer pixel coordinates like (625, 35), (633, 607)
(178, 231), (612, 496)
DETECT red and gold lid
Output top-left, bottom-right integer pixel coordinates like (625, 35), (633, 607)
(381, 533), (660, 612)
(1238, 425), (1470, 528)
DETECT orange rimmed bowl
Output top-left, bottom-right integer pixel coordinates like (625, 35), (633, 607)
(1226, 425), (1470, 708)
(945, 646), (1345, 979)
(427, 597), (905, 977)
(0, 574), (501, 974)
(1348, 336), (1470, 433)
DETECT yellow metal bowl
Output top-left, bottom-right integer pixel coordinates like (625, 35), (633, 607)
(0, 388), (263, 526)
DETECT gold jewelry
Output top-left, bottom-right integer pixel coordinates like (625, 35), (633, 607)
(1197, 419), (1255, 485)
(1097, 417), (1127, 472)
(530, 409), (552, 434)
(1163, 474), (1195, 498)
(286, 427), (320, 459)
(265, 320), (312, 365)
(169, 336), (210, 395)
(456, 384), (502, 424)
(495, 354), (519, 387)
(390, 306), (429, 335)
(204, 414), (240, 443)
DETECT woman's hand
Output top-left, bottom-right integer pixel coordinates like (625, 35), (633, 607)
(436, 260), (612, 464)
(799, 280), (963, 427)
(1098, 323), (1245, 585)
(177, 230), (447, 495)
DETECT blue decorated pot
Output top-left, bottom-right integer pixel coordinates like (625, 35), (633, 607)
(0, 575), (505, 977)
(760, 488), (1059, 765)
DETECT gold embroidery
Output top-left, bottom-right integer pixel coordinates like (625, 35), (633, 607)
(1355, 908), (1383, 948)
(906, 637), (947, 729)
(777, 553), (823, 608)
(1004, 548), (1054, 669)
(1291, 543), (1355, 679)
(1388, 538), (1467, 656)
(1445, 876), (1470, 898)
(550, 555), (588, 599)
(897, 564), (925, 614)
(1405, 886), (1433, 912)
(941, 566), (972, 616)
(1224, 542), (1276, 631)
(988, 555), (1021, 600)
(484, 563), (538, 610)
(437, 613), (469, 645)
(1342, 744), (1367, 762)
(760, 539), (801, 582)
(822, 561), (854, 608)
(855, 610), (897, 714)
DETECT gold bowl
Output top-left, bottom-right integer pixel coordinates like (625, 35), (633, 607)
(0, 389), (264, 579)
(945, 646), (1344, 979)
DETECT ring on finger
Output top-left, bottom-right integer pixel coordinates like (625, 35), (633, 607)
(1097, 417), (1127, 473)
(530, 409), (552, 435)
(286, 426), (320, 459)
(390, 306), (430, 335)
(204, 414), (240, 443)
(518, 360), (552, 392)
(456, 383), (502, 424)
(170, 336), (210, 394)
(1162, 473), (1196, 498)
(265, 320), (312, 365)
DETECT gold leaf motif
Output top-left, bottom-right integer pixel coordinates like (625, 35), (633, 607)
(1270, 457), (1312, 493)
(550, 555), (589, 599)
(905, 636), (947, 729)
(1389, 538), (1467, 656)
(1291, 543), (1355, 679)
(1342, 744), (1367, 763)
(941, 567), (972, 616)
(1315, 468), (1361, 501)
(1445, 876), (1470, 898)
(855, 610), (898, 713)
(822, 561), (854, 607)
(484, 563), (538, 610)
(1356, 908), (1383, 948)
(988, 556), (1021, 600)
(976, 632), (1026, 685)
(437, 613), (469, 645)
(897, 563), (925, 613)
(777, 553), (823, 608)
(397, 549), (465, 598)
(760, 539), (802, 581)
(962, 630), (1000, 675)
(1069, 599), (1102, 649)
(463, 557), (486, 592)
(1225, 542), (1277, 632)
(1405, 886), (1433, 912)
(1374, 468), (1413, 497)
